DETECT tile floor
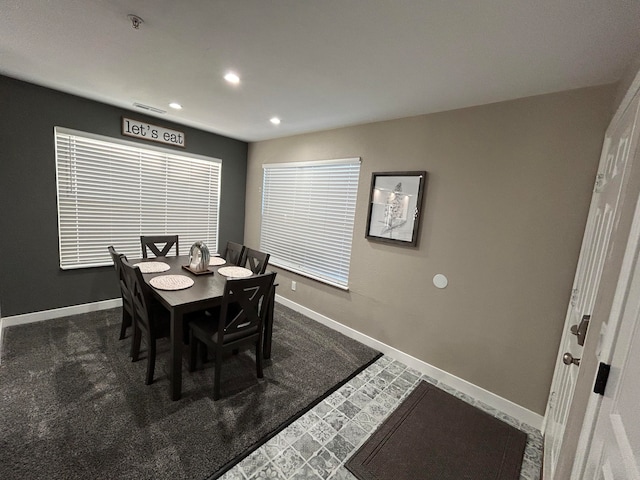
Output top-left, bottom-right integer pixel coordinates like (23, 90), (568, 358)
(219, 355), (543, 480)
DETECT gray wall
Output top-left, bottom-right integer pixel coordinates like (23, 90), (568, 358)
(0, 75), (248, 317)
(245, 85), (616, 414)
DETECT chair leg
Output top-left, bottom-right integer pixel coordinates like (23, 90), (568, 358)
(189, 330), (198, 372)
(131, 324), (142, 361)
(213, 353), (222, 400)
(146, 338), (156, 385)
(119, 309), (129, 340)
(256, 340), (264, 379)
(263, 288), (275, 359)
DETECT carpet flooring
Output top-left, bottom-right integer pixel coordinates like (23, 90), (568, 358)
(0, 304), (380, 480)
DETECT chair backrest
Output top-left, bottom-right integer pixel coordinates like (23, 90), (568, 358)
(224, 241), (245, 266)
(108, 246), (132, 309)
(242, 247), (270, 274)
(217, 272), (277, 345)
(141, 235), (179, 258)
(108, 245), (123, 279)
(120, 257), (155, 335)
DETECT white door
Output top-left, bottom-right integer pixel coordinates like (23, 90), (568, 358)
(576, 189), (640, 479)
(543, 89), (640, 479)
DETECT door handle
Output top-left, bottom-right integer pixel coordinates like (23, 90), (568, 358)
(570, 315), (590, 346)
(563, 352), (581, 366)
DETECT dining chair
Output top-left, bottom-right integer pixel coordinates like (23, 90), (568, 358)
(120, 257), (171, 385)
(140, 235), (179, 258)
(107, 246), (135, 343)
(223, 241), (245, 266)
(188, 271), (277, 400)
(241, 247), (270, 274)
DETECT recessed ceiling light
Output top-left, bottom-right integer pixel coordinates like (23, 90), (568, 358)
(224, 72), (240, 84)
(270, 117), (281, 125)
(169, 102), (182, 110)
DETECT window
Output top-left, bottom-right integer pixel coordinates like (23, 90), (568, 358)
(260, 158), (361, 289)
(55, 127), (221, 269)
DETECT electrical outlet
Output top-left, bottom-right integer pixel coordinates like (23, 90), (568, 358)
(291, 281), (297, 291)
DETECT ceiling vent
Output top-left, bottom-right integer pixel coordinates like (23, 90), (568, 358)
(133, 102), (166, 114)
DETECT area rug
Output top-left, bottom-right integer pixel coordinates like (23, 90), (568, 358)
(0, 304), (380, 480)
(346, 381), (527, 480)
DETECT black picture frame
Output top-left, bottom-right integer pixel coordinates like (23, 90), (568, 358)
(365, 171), (427, 247)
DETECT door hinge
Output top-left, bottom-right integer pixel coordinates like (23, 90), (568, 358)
(570, 288), (579, 307)
(594, 172), (605, 192)
(593, 362), (611, 395)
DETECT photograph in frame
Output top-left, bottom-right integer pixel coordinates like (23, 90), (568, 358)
(365, 171), (427, 247)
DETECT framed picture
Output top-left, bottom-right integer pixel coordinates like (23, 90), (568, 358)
(365, 171), (427, 247)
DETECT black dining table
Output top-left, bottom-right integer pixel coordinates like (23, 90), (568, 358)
(132, 255), (275, 400)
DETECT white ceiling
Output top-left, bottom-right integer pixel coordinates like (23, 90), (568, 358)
(2, 0), (640, 142)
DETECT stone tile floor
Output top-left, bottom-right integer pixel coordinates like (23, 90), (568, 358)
(219, 355), (543, 480)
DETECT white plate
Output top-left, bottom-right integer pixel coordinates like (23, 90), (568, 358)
(217, 266), (253, 278)
(209, 257), (226, 266)
(149, 275), (194, 290)
(134, 261), (171, 273)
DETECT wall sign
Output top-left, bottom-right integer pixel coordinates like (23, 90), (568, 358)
(122, 117), (185, 147)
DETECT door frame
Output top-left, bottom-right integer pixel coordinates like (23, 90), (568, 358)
(544, 66), (640, 479)
(573, 176), (640, 478)
(570, 70), (640, 477)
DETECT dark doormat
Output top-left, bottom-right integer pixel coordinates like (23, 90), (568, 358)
(345, 381), (527, 480)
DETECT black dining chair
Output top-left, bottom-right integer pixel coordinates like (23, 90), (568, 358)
(240, 248), (275, 357)
(140, 235), (179, 258)
(120, 257), (171, 385)
(223, 241), (245, 266)
(188, 272), (277, 400)
(241, 247), (270, 274)
(108, 246), (134, 343)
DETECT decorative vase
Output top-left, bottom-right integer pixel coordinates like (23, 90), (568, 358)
(189, 241), (211, 272)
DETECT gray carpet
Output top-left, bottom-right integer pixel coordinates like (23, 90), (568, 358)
(0, 304), (380, 480)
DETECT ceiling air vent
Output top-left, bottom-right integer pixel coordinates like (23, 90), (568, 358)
(133, 102), (166, 114)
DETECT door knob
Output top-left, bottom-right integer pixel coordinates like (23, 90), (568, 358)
(563, 352), (581, 366)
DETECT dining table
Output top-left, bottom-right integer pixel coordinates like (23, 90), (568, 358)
(132, 254), (276, 400)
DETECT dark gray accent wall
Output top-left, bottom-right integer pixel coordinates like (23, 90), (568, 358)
(0, 75), (248, 317)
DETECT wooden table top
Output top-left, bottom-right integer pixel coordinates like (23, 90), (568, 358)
(133, 255), (228, 310)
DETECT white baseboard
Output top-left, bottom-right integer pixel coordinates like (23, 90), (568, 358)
(0, 298), (122, 364)
(0, 298), (122, 329)
(276, 294), (544, 431)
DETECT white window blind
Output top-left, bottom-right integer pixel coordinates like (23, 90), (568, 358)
(260, 158), (361, 289)
(55, 127), (221, 269)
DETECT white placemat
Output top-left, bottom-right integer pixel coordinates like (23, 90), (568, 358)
(217, 266), (253, 278)
(134, 261), (171, 273)
(149, 275), (194, 291)
(209, 257), (226, 266)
